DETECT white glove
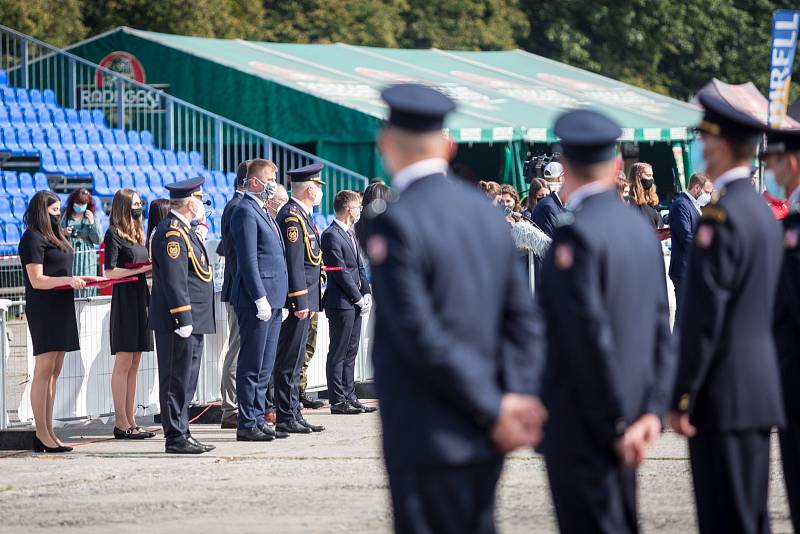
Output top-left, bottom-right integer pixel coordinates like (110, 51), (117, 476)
(362, 294), (373, 308)
(255, 296), (272, 321)
(174, 325), (193, 338)
(356, 295), (372, 316)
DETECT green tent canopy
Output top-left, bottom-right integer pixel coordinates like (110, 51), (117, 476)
(69, 28), (702, 186)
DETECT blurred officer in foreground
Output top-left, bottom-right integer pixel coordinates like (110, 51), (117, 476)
(217, 160), (248, 429)
(149, 177), (216, 454)
(668, 91), (784, 533)
(535, 110), (674, 533)
(273, 163), (326, 434)
(230, 159), (289, 442)
(359, 83), (545, 534)
(762, 126), (800, 532)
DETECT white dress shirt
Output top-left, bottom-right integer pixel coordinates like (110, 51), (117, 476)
(566, 180), (613, 210)
(392, 158), (449, 193)
(714, 165), (752, 190)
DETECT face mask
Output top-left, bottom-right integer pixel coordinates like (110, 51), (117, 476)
(696, 192), (712, 207)
(264, 181), (277, 200)
(131, 208), (143, 220)
(622, 195), (631, 203)
(352, 208), (361, 224)
(50, 214), (61, 227)
(73, 203), (87, 214)
(313, 187), (323, 206)
(192, 199), (206, 222)
(641, 179), (654, 190)
(764, 169), (786, 199)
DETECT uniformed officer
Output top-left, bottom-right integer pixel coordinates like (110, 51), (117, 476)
(535, 109), (675, 533)
(359, 83), (545, 534)
(149, 177), (216, 454)
(762, 126), (800, 533)
(273, 163), (326, 434)
(668, 90), (785, 533)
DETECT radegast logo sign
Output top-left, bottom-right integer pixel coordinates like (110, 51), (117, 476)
(78, 51), (168, 111)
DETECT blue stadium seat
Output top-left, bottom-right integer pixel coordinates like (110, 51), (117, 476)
(22, 108), (39, 126)
(68, 150), (88, 174)
(0, 198), (15, 223)
(160, 170), (176, 184)
(92, 110), (105, 128)
(0, 128), (21, 155)
(42, 89), (56, 107)
(140, 130), (154, 147)
(79, 110), (93, 127)
(14, 89), (30, 107)
(0, 87), (14, 104)
(164, 151), (179, 172)
(119, 171), (134, 189)
(151, 151), (167, 172)
(8, 107), (23, 125)
(97, 149), (114, 172)
(0, 70), (7, 86)
(176, 151), (190, 169)
(4, 222), (21, 243)
(40, 149), (58, 173)
(73, 128), (89, 147)
(189, 151), (203, 170)
(43, 127), (61, 149)
(65, 109), (79, 125)
(81, 150), (99, 173)
(122, 150), (139, 171)
(214, 193), (227, 210)
(0, 108), (10, 128)
(93, 172), (110, 196)
(59, 128), (77, 151)
(54, 150), (76, 175)
(3, 171), (21, 197)
(86, 128), (102, 150)
(92, 196), (106, 216)
(216, 171), (231, 192)
(134, 149), (153, 171)
(29, 89), (43, 106)
(100, 128), (116, 147)
(19, 172), (34, 197)
(15, 128), (36, 153)
(112, 129), (128, 146)
(34, 172), (49, 191)
(127, 130), (141, 146)
(106, 172), (122, 194)
(31, 128), (48, 151)
(147, 172), (167, 197)
(11, 197), (25, 220)
(50, 108), (66, 127)
(133, 172), (150, 195)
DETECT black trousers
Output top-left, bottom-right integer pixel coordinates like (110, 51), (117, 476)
(324, 308), (362, 405)
(671, 276), (683, 324)
(780, 415), (800, 533)
(273, 313), (310, 424)
(545, 451), (638, 534)
(689, 429), (771, 534)
(155, 331), (203, 445)
(389, 460), (503, 534)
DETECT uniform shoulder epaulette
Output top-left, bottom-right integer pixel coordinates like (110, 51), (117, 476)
(700, 205), (727, 224)
(555, 211), (575, 228)
(170, 219), (179, 229)
(165, 230), (181, 238)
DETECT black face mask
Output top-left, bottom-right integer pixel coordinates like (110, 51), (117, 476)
(641, 179), (654, 190)
(131, 208), (143, 220)
(50, 214), (61, 227)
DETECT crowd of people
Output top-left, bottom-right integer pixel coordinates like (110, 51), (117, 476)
(14, 78), (800, 534)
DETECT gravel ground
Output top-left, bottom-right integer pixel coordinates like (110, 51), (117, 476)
(0, 408), (793, 534)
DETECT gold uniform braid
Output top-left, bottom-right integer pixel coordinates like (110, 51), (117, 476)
(175, 226), (214, 282)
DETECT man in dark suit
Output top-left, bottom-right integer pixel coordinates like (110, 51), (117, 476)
(763, 126), (800, 533)
(668, 172), (712, 320)
(535, 110), (675, 533)
(149, 177), (216, 454)
(321, 190), (374, 415)
(359, 84), (546, 534)
(530, 181), (566, 238)
(217, 160), (248, 429)
(274, 163), (326, 434)
(230, 158), (289, 442)
(669, 91), (785, 534)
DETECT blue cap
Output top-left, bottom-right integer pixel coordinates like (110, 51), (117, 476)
(287, 162), (324, 184)
(381, 83), (456, 132)
(554, 109), (622, 164)
(764, 127), (800, 154)
(696, 91), (765, 144)
(166, 177), (205, 199)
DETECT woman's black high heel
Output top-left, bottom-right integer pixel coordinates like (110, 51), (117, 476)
(33, 436), (66, 453)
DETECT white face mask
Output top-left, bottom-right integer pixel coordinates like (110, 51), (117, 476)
(696, 192), (712, 207)
(254, 178), (277, 201)
(313, 187), (323, 206)
(192, 198), (206, 222)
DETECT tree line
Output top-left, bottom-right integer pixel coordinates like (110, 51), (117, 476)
(1, 0), (798, 101)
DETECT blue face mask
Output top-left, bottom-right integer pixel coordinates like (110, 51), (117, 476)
(73, 203), (87, 214)
(764, 169), (786, 199)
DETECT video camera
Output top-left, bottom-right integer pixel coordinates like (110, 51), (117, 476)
(523, 152), (560, 181)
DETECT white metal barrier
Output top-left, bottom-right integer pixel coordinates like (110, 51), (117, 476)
(3, 293), (374, 428)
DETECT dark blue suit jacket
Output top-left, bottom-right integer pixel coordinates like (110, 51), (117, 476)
(775, 211), (800, 417)
(229, 194), (288, 311)
(672, 178), (785, 431)
(321, 221), (370, 310)
(217, 191), (243, 303)
(668, 192), (700, 281)
(359, 173), (540, 474)
(530, 191), (565, 238)
(536, 190), (674, 457)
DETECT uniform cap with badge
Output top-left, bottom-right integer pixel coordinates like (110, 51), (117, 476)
(695, 91), (766, 145)
(287, 162), (325, 185)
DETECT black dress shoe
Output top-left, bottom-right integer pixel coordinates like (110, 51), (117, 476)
(275, 421), (312, 434)
(236, 427), (274, 442)
(259, 422), (289, 439)
(350, 400), (378, 413)
(297, 417), (325, 432)
(331, 401), (362, 415)
(220, 414), (238, 429)
(187, 436), (216, 451)
(133, 426), (157, 439)
(33, 436), (66, 453)
(165, 438), (205, 454)
(300, 392), (326, 409)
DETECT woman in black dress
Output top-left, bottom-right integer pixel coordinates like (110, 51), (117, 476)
(20, 191), (104, 452)
(103, 188), (155, 439)
(628, 162), (664, 228)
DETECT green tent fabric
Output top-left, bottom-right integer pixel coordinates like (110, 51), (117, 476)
(69, 28), (702, 180)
